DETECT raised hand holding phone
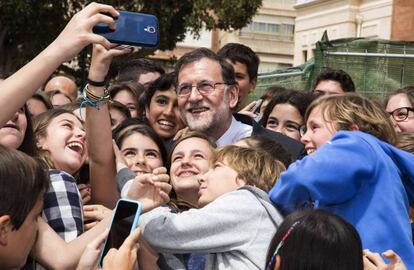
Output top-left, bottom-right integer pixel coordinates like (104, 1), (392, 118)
(103, 228), (141, 270)
(0, 2), (119, 127)
(89, 43), (131, 82)
(51, 2), (120, 62)
(238, 99), (262, 119)
(77, 216), (141, 270)
(250, 98), (263, 113)
(98, 199), (142, 268)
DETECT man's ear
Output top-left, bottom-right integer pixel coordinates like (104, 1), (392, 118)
(249, 78), (257, 94)
(228, 84), (239, 109)
(0, 215), (12, 246)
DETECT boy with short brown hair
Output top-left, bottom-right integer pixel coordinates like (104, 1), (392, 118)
(0, 146), (49, 269)
(140, 145), (285, 270)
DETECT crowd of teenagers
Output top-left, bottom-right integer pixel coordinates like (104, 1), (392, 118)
(1, 3), (414, 270)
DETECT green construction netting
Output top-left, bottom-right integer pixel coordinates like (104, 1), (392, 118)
(254, 32), (414, 102)
(252, 58), (314, 101)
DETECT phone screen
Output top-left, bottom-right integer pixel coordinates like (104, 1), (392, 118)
(99, 200), (141, 265)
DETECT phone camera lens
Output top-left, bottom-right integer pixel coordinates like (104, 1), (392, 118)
(144, 26), (156, 33)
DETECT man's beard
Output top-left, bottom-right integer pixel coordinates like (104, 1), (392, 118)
(182, 99), (230, 137)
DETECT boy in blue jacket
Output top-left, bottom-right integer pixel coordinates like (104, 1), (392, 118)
(269, 93), (414, 267)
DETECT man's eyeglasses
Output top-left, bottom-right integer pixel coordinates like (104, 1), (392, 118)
(388, 107), (414, 122)
(176, 81), (226, 97)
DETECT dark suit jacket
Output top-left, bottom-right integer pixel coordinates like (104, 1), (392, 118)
(234, 113), (306, 161)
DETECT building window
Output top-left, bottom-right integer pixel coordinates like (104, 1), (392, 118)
(303, 50), (308, 63)
(296, 0), (317, 4)
(282, 24), (294, 35)
(268, 24), (279, 33)
(257, 22), (266, 32)
(240, 21), (294, 41)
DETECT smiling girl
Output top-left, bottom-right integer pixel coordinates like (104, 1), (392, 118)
(114, 121), (168, 197)
(34, 109), (87, 240)
(139, 73), (185, 145)
(269, 93), (414, 268)
(261, 89), (314, 142)
(35, 109), (87, 175)
(168, 131), (216, 212)
(385, 87), (414, 133)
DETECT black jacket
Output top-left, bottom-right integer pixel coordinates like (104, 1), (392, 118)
(234, 113), (306, 161)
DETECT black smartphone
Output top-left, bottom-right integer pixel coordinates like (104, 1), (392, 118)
(93, 11), (159, 47)
(98, 199), (142, 267)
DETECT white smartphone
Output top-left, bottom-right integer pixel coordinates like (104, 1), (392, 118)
(250, 98), (264, 113)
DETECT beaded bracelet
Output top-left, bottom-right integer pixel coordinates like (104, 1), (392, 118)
(79, 84), (111, 120)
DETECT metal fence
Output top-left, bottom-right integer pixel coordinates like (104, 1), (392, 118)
(255, 33), (414, 101)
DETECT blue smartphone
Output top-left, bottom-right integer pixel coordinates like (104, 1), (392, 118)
(98, 199), (142, 267)
(93, 11), (159, 47)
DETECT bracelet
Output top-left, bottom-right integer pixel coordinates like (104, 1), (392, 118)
(85, 88), (110, 102)
(79, 84), (111, 120)
(87, 78), (106, 87)
(84, 84), (110, 101)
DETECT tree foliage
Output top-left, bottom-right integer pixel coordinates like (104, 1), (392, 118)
(0, 0), (262, 80)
